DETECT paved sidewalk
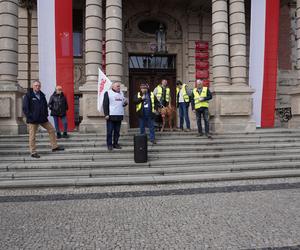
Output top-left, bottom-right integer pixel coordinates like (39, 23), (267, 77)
(0, 178), (300, 249)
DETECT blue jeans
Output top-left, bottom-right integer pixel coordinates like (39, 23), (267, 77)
(106, 120), (121, 147)
(178, 102), (190, 129)
(53, 116), (67, 133)
(139, 112), (155, 142)
(196, 107), (209, 134)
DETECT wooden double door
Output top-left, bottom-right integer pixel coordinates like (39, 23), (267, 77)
(129, 69), (176, 128)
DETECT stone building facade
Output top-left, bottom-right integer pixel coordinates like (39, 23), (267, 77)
(1, 0), (300, 134)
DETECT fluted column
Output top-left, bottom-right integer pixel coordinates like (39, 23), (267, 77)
(212, 0), (230, 86)
(105, 0), (123, 83)
(229, 0), (247, 85)
(297, 0), (300, 84)
(0, 0), (18, 84)
(79, 0), (104, 133)
(85, 0), (103, 85)
(0, 0), (26, 134)
(289, 0), (300, 128)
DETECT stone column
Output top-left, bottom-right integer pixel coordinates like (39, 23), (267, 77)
(104, 0), (128, 130)
(297, 0), (300, 84)
(212, 0), (230, 86)
(210, 0), (256, 133)
(229, 0), (247, 85)
(289, 0), (300, 128)
(105, 0), (123, 83)
(0, 0), (26, 134)
(79, 0), (105, 133)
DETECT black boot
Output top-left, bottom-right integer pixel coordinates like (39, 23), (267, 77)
(56, 132), (62, 139)
(62, 132), (69, 138)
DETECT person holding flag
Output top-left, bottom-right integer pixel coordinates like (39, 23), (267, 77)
(102, 82), (128, 151)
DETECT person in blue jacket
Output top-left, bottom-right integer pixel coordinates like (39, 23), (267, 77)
(22, 80), (64, 158)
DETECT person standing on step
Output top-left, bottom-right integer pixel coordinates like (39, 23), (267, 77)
(48, 85), (69, 139)
(103, 82), (128, 151)
(176, 80), (191, 132)
(153, 79), (171, 107)
(22, 80), (64, 158)
(191, 79), (213, 139)
(133, 83), (161, 145)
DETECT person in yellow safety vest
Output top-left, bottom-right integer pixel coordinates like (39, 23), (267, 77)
(133, 83), (161, 145)
(153, 79), (171, 107)
(176, 80), (191, 131)
(191, 79), (213, 138)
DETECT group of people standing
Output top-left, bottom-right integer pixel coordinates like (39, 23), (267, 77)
(22, 80), (69, 158)
(104, 78), (213, 151)
(22, 78), (212, 156)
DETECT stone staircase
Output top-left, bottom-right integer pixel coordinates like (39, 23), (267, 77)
(1, 129), (300, 188)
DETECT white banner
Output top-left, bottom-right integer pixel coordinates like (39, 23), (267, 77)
(97, 68), (112, 113)
(37, 0), (56, 125)
(249, 0), (267, 127)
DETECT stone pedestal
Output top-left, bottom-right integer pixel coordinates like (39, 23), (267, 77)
(0, 84), (27, 134)
(210, 86), (256, 133)
(288, 88), (300, 128)
(79, 84), (106, 133)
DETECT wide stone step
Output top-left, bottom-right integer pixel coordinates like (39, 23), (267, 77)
(3, 131), (300, 143)
(2, 153), (300, 171)
(2, 128), (300, 139)
(1, 161), (300, 180)
(1, 137), (300, 153)
(1, 141), (300, 156)
(1, 148), (300, 163)
(1, 169), (300, 188)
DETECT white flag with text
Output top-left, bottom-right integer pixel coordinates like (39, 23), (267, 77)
(97, 68), (112, 113)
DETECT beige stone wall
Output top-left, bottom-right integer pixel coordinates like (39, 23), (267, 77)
(276, 3), (297, 127)
(17, 6), (38, 89)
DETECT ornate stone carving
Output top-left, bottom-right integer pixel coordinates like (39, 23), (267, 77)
(74, 61), (85, 93)
(125, 11), (182, 40)
(276, 107), (292, 122)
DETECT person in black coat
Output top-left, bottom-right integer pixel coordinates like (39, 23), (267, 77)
(22, 80), (64, 158)
(133, 83), (161, 144)
(48, 86), (69, 138)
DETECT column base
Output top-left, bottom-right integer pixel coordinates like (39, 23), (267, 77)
(0, 83), (27, 135)
(288, 87), (300, 129)
(209, 85), (256, 133)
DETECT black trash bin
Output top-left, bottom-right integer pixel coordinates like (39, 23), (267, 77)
(134, 134), (148, 163)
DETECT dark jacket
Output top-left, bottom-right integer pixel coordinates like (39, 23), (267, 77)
(191, 87), (212, 110)
(48, 91), (68, 117)
(22, 89), (49, 124)
(133, 91), (161, 118)
(103, 90), (127, 121)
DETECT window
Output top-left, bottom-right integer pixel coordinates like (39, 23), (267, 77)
(129, 55), (175, 69)
(73, 9), (83, 57)
(138, 20), (166, 35)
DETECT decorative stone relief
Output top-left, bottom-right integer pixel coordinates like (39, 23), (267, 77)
(74, 60), (85, 93)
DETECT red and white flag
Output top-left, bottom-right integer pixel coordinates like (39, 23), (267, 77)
(97, 68), (112, 113)
(37, 0), (75, 130)
(249, 0), (280, 128)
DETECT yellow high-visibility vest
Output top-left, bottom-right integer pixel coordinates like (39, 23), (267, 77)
(155, 85), (170, 102)
(136, 92), (155, 113)
(176, 84), (190, 103)
(193, 87), (209, 109)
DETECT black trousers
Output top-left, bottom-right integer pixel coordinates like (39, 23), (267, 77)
(106, 120), (122, 147)
(196, 107), (209, 134)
